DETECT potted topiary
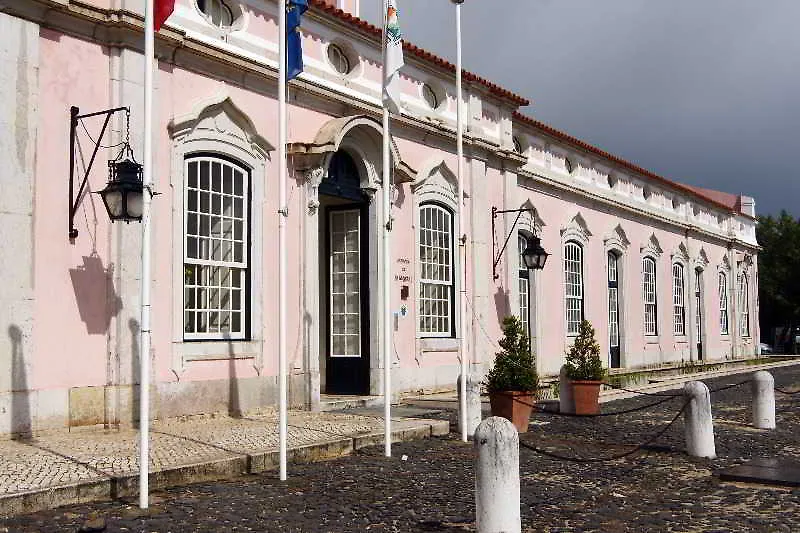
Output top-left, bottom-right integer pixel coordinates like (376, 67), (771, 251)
(485, 316), (538, 432)
(564, 319), (606, 415)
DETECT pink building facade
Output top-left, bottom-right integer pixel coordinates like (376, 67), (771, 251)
(0, 0), (760, 436)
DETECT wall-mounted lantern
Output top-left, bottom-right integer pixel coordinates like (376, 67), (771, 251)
(69, 105), (142, 240)
(491, 207), (549, 279)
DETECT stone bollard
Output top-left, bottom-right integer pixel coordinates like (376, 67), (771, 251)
(559, 365), (574, 414)
(683, 381), (716, 459)
(474, 417), (521, 533)
(458, 373), (483, 438)
(751, 371), (776, 430)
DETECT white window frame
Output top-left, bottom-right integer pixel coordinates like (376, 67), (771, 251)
(672, 262), (686, 336)
(719, 271), (729, 335)
(183, 155), (250, 341)
(418, 203), (454, 337)
(738, 272), (750, 337)
(643, 256), (658, 336)
(564, 241), (584, 336)
(167, 95), (271, 372)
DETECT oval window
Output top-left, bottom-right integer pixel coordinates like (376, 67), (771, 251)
(422, 84), (439, 110)
(327, 44), (352, 75)
(197, 0), (234, 28)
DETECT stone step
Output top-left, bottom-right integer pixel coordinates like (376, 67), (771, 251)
(318, 395), (384, 411)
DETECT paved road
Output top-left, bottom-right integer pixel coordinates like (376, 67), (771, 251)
(2, 366), (799, 532)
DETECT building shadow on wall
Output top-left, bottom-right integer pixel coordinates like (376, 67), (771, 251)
(8, 325), (31, 440)
(129, 318), (140, 429)
(69, 254), (122, 335)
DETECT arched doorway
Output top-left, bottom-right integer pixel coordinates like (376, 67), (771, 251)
(320, 150), (370, 394)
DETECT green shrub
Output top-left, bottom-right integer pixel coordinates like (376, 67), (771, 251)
(485, 316), (538, 393)
(564, 320), (606, 381)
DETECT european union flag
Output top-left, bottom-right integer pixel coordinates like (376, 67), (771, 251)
(287, 0), (308, 81)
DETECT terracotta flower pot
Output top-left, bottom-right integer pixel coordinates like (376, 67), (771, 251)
(489, 391), (535, 433)
(571, 380), (602, 415)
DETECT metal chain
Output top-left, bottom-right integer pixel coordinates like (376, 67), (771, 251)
(509, 393), (682, 418)
(603, 381), (683, 398)
(707, 379), (751, 394)
(519, 399), (689, 463)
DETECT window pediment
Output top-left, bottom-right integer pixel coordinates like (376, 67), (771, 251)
(560, 212), (591, 244)
(640, 233), (663, 258)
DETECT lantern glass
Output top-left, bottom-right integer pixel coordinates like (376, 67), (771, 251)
(522, 237), (549, 270)
(103, 190), (124, 219)
(126, 190), (143, 219)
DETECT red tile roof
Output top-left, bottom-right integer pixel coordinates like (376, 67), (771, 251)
(513, 112), (750, 217)
(308, 0), (530, 106)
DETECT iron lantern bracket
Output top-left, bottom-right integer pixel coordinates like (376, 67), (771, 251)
(69, 105), (130, 240)
(491, 206), (537, 280)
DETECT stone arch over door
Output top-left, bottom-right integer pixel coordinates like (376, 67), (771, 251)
(293, 116), (415, 407)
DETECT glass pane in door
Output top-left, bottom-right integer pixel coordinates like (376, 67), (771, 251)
(329, 210), (361, 358)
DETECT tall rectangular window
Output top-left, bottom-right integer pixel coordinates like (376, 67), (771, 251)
(643, 257), (658, 335)
(738, 273), (750, 337)
(673, 263), (686, 335)
(564, 242), (584, 336)
(419, 204), (454, 336)
(518, 234), (531, 340)
(183, 156), (249, 340)
(719, 272), (729, 335)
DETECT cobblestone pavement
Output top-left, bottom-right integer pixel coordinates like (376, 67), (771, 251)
(2, 366), (800, 532)
(0, 410), (439, 496)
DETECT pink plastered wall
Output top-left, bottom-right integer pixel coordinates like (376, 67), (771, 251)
(32, 30), (113, 391)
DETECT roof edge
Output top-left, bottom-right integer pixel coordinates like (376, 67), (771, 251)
(513, 111), (755, 219)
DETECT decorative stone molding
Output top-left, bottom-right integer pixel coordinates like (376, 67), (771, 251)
(168, 90), (273, 159)
(517, 199), (545, 236)
(304, 166), (325, 215)
(560, 213), (592, 244)
(641, 233), (663, 258)
(718, 254), (732, 273)
(672, 242), (690, 264)
(412, 158), (461, 211)
(604, 224), (631, 254)
(693, 247), (710, 270)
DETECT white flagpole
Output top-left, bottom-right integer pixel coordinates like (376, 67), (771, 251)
(453, 0), (468, 443)
(381, 0), (393, 458)
(278, 0), (289, 481)
(139, 0), (155, 509)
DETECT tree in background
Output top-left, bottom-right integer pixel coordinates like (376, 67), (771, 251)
(757, 211), (800, 352)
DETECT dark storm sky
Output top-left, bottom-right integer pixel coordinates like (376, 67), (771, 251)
(361, 1), (800, 217)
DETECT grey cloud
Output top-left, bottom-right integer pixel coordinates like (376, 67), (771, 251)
(361, 0), (800, 216)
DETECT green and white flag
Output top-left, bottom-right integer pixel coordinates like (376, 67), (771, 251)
(382, 0), (404, 113)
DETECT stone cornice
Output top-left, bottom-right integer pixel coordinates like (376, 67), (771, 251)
(517, 166), (759, 252)
(2, 0), (524, 166)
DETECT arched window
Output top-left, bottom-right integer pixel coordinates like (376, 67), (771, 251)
(673, 263), (686, 335)
(518, 234), (531, 339)
(564, 241), (584, 335)
(738, 273), (750, 337)
(643, 257), (658, 335)
(419, 203), (454, 337)
(718, 272), (729, 335)
(184, 154), (250, 340)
